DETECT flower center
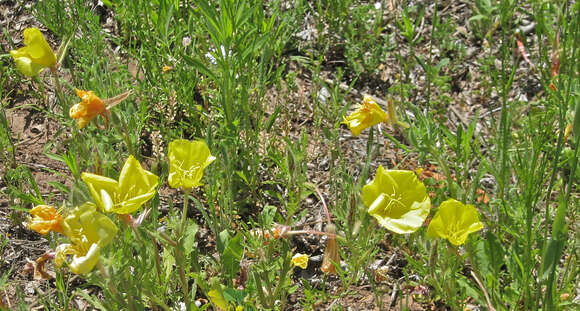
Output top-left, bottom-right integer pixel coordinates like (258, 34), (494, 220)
(383, 193), (407, 218)
(175, 160), (201, 181)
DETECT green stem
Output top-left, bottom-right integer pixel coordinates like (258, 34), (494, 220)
(180, 188), (191, 237)
(176, 188), (191, 311)
(429, 240), (438, 281)
(110, 112), (136, 156)
(50, 66), (67, 116)
(152, 236), (163, 283)
(444, 244), (460, 309)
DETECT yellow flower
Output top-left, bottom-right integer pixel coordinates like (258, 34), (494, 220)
(290, 253), (309, 269)
(69, 89), (107, 129)
(81, 155), (159, 214)
(55, 203), (117, 274)
(10, 28), (57, 77)
(168, 139), (215, 189)
(427, 199), (484, 246)
(26, 205), (64, 235)
(363, 166), (431, 234)
(342, 95), (388, 136)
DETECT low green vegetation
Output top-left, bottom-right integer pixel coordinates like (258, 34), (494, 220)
(1, 0), (578, 310)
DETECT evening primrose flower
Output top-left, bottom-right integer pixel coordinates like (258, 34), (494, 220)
(427, 199), (484, 246)
(363, 166), (430, 234)
(26, 205), (63, 235)
(69, 89), (130, 129)
(291, 253), (309, 269)
(81, 155), (159, 214)
(10, 28), (57, 77)
(168, 139), (215, 189)
(342, 95), (388, 136)
(69, 89), (107, 129)
(55, 203), (117, 274)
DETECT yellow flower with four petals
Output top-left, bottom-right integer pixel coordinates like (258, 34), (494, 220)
(342, 95), (388, 136)
(168, 139), (215, 189)
(363, 166), (431, 234)
(291, 253), (309, 269)
(10, 28), (57, 77)
(427, 199), (484, 246)
(82, 155), (159, 214)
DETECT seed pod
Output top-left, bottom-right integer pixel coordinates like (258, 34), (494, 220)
(321, 224), (340, 275)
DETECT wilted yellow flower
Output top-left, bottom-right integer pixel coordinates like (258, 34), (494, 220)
(427, 199), (484, 246)
(168, 139), (215, 189)
(10, 28), (57, 77)
(69, 90), (130, 129)
(55, 203), (117, 274)
(291, 253), (309, 269)
(69, 89), (107, 129)
(162, 65), (173, 73)
(363, 166), (431, 234)
(342, 95), (388, 136)
(82, 155), (159, 214)
(27, 205), (63, 235)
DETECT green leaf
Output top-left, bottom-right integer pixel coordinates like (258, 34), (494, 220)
(223, 288), (246, 304)
(235, 171), (249, 185)
(47, 181), (70, 194)
(259, 205), (277, 226)
(222, 233), (243, 278)
(76, 289), (108, 310)
(217, 229), (230, 255)
(474, 231), (505, 277)
(181, 54), (216, 81)
(162, 248), (175, 278)
(469, 15), (489, 22)
(183, 221), (199, 256)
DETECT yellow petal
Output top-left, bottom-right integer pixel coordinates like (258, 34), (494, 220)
(117, 155), (159, 214)
(70, 89), (107, 129)
(23, 28), (55, 65)
(81, 173), (119, 212)
(62, 203), (118, 247)
(9, 28), (56, 77)
(57, 204), (117, 274)
(54, 243), (77, 268)
(168, 139), (215, 189)
(69, 243), (101, 275)
(10, 52), (45, 77)
(27, 205), (63, 235)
